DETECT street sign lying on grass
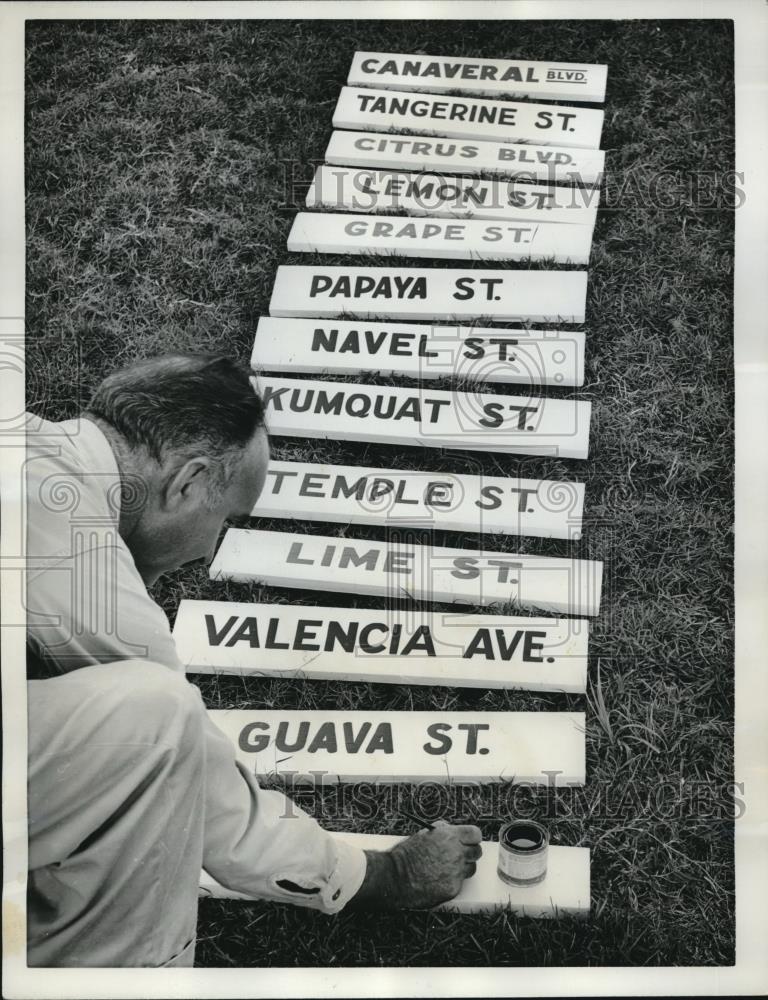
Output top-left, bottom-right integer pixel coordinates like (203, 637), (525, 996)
(269, 265), (588, 323)
(252, 318), (585, 387)
(348, 50), (607, 104)
(174, 599), (589, 693)
(325, 130), (606, 187)
(287, 212), (594, 265)
(333, 87), (604, 149)
(209, 528), (604, 617)
(200, 831), (591, 916)
(207, 709), (586, 784)
(253, 375), (592, 460)
(247, 459), (585, 540)
(306, 166), (600, 227)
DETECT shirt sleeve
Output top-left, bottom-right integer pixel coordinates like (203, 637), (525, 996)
(27, 537), (368, 911)
(26, 530), (183, 674)
(199, 709), (367, 914)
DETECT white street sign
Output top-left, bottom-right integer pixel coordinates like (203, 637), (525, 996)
(348, 50), (607, 103)
(252, 317), (585, 387)
(333, 87), (604, 149)
(254, 375), (592, 460)
(287, 211), (593, 265)
(209, 528), (603, 617)
(174, 600), (589, 693)
(307, 166), (599, 227)
(248, 459), (585, 540)
(325, 130), (606, 186)
(207, 708), (586, 784)
(201, 832), (591, 916)
(269, 265), (588, 323)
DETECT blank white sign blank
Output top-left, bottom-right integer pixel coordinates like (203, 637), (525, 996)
(200, 832), (590, 917)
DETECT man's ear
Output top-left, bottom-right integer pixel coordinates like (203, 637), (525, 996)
(162, 456), (212, 511)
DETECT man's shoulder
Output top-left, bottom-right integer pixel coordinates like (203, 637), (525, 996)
(25, 413), (120, 528)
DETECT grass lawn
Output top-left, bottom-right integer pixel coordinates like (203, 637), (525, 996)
(25, 17), (735, 966)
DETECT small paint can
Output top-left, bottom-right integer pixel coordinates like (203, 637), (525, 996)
(497, 820), (549, 887)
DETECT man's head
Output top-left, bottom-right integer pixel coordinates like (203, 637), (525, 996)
(86, 354), (269, 585)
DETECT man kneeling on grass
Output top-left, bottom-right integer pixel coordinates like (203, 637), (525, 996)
(25, 354), (482, 968)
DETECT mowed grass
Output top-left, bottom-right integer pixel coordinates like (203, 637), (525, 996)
(25, 18), (735, 966)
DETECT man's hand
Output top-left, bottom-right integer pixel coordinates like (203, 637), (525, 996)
(350, 821), (483, 910)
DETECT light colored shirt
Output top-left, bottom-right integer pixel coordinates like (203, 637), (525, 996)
(25, 414), (367, 913)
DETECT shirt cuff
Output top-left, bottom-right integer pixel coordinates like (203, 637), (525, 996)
(317, 835), (368, 914)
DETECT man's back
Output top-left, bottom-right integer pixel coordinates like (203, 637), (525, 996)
(26, 414), (182, 676)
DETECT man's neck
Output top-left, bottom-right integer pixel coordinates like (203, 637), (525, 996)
(81, 414), (147, 542)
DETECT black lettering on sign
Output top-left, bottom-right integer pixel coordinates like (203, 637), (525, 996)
(366, 723), (395, 754)
(342, 721), (371, 752)
(535, 110), (578, 132)
(311, 327), (338, 352)
(324, 621), (358, 652)
(301, 473), (331, 498)
(508, 190), (553, 210)
(310, 327), (439, 359)
(425, 481), (453, 509)
(509, 486), (537, 512)
(308, 722), (339, 753)
(423, 722), (452, 755)
(488, 337), (518, 361)
(309, 274), (428, 299)
(238, 720), (394, 755)
(266, 387), (455, 425)
(479, 402), (539, 430)
(265, 619), (290, 649)
(201, 615), (444, 658)
(511, 404), (539, 430)
(453, 277), (475, 300)
(344, 219), (468, 242)
(476, 484), (503, 510)
(295, 620), (322, 651)
(402, 626), (436, 655)
(451, 556), (479, 580)
(458, 722), (490, 754)
(277, 721), (310, 752)
(498, 147), (573, 166)
(463, 337), (484, 359)
(331, 475), (367, 500)
(205, 613), (238, 646)
(487, 559), (520, 584)
(239, 721), (270, 752)
(358, 58), (542, 86)
(226, 617), (260, 647)
(462, 627), (550, 662)
(358, 622), (388, 653)
(338, 546), (379, 571)
(479, 401), (504, 428)
(423, 721), (489, 755)
(524, 630), (547, 661)
(266, 468), (299, 494)
(453, 275), (504, 301)
(502, 66), (540, 83)
(547, 70), (587, 82)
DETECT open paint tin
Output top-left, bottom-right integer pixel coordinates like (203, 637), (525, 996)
(497, 820), (549, 886)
